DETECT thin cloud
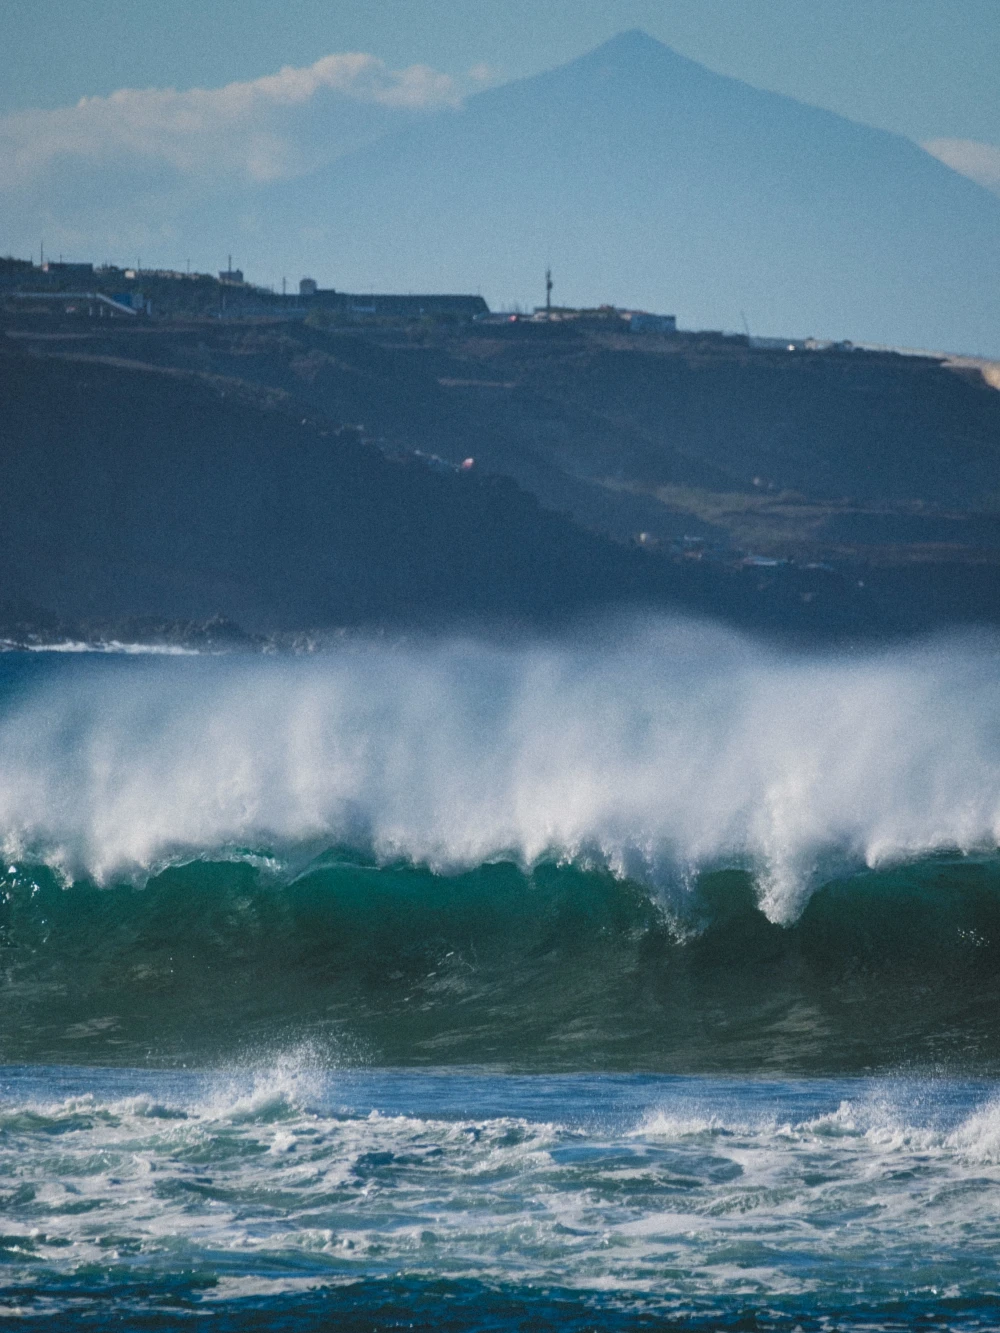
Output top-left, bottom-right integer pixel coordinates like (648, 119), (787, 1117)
(0, 53), (464, 188)
(922, 137), (1000, 196)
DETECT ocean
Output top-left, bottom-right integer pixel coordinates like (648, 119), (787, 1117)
(1, 619), (999, 1329)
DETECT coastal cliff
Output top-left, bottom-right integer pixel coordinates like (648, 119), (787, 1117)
(2, 318), (998, 644)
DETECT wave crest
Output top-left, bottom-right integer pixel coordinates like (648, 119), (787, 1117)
(0, 619), (998, 922)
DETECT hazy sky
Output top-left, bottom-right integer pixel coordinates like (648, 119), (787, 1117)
(4, 0), (999, 145)
(4, 0), (999, 349)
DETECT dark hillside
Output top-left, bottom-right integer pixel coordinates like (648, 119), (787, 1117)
(1, 330), (997, 644)
(18, 318), (1000, 558)
(0, 345), (658, 632)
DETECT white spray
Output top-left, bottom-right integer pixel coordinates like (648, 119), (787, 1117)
(0, 618), (997, 922)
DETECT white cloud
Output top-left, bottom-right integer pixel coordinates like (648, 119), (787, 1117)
(467, 63), (498, 84)
(922, 137), (1000, 196)
(0, 52), (463, 188)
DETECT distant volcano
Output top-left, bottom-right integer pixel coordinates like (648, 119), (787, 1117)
(268, 29), (1000, 355)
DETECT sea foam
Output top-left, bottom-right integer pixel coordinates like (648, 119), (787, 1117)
(0, 617), (997, 922)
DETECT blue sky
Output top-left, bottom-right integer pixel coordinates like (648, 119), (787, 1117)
(3, 0), (1000, 143)
(3, 1), (999, 349)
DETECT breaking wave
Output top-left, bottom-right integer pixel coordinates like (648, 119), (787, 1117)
(0, 619), (998, 1069)
(0, 618), (997, 921)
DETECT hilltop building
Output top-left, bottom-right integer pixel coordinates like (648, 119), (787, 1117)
(530, 303), (676, 332)
(623, 311), (677, 333)
(298, 281), (487, 320)
(0, 256), (34, 286)
(2, 252), (488, 322)
(41, 261), (94, 277)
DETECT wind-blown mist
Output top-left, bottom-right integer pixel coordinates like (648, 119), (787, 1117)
(1, 619), (997, 923)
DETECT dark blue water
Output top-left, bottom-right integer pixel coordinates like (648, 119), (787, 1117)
(0, 630), (998, 1326)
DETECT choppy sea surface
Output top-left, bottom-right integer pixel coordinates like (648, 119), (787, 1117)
(1, 621), (999, 1327)
(4, 1064), (1000, 1330)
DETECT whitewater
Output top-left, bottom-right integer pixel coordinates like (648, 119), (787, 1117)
(2, 618), (1000, 1329)
(1, 618), (998, 918)
(4, 1063), (1000, 1329)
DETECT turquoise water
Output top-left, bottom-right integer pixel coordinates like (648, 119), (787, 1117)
(4, 852), (1000, 1072)
(0, 626), (998, 1326)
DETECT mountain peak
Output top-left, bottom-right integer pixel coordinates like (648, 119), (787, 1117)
(598, 28), (666, 51)
(273, 19), (1000, 357)
(565, 28), (710, 83)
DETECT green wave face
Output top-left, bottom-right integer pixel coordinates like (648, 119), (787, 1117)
(0, 626), (998, 1073)
(3, 852), (1000, 1072)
